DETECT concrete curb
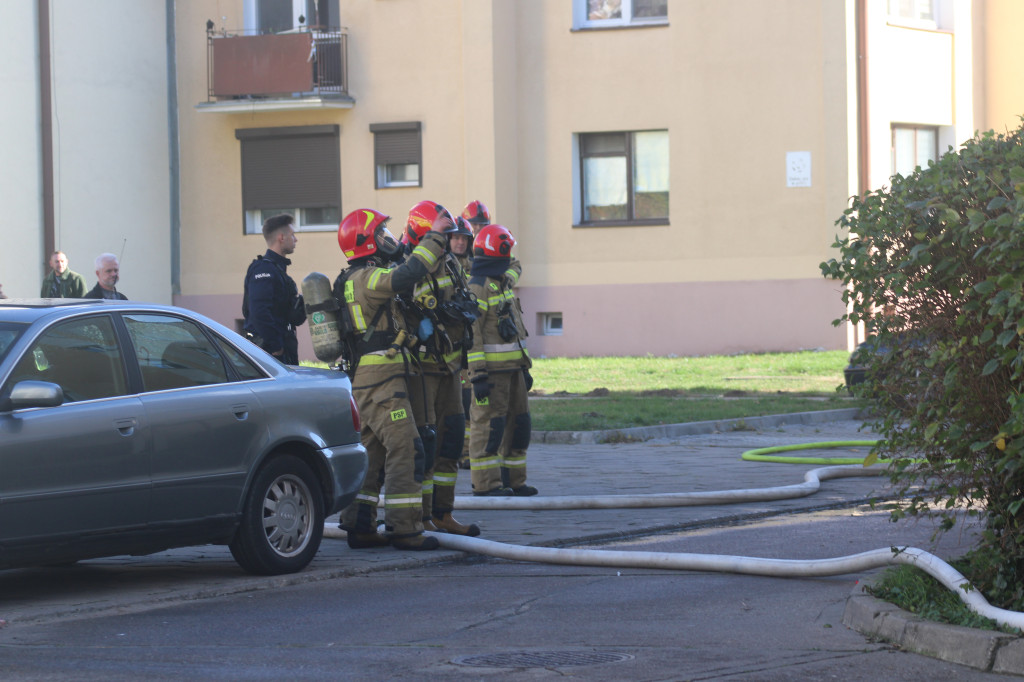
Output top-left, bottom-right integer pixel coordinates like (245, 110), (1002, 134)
(534, 407), (871, 444)
(843, 576), (1024, 675)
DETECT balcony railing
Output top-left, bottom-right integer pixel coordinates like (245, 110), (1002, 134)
(205, 28), (349, 102)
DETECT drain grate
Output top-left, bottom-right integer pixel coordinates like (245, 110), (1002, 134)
(455, 650), (633, 669)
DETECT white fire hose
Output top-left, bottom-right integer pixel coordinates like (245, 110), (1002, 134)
(418, 451), (1024, 631)
(451, 464), (882, 510)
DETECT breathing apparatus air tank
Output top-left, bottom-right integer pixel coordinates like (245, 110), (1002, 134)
(302, 271), (344, 363)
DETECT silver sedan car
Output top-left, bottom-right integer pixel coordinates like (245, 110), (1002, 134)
(0, 299), (366, 575)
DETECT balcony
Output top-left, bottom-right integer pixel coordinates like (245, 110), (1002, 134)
(198, 28), (353, 113)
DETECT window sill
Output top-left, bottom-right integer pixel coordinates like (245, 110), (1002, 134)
(573, 220), (669, 228)
(571, 21), (668, 33)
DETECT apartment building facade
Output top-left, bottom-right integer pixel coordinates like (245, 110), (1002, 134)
(9, 0), (1024, 359)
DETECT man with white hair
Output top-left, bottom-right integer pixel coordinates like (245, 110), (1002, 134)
(86, 253), (127, 300)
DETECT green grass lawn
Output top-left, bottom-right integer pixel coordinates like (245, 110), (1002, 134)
(528, 350), (857, 431)
(304, 350), (858, 432)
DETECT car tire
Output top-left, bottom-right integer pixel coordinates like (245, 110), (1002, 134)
(229, 454), (324, 575)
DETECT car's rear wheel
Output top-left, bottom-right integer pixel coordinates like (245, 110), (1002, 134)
(229, 455), (324, 575)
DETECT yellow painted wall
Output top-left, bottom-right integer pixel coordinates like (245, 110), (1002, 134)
(177, 1), (855, 296)
(176, 0), (477, 311)
(506, 0), (854, 289)
(173, 0), (858, 355)
(980, 0), (1024, 132)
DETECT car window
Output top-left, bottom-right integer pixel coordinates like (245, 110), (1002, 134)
(124, 314), (230, 391)
(5, 316), (128, 403)
(211, 334), (267, 380)
(0, 322), (27, 364)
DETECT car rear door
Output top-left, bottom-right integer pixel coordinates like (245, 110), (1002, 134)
(0, 314), (148, 548)
(122, 313), (266, 530)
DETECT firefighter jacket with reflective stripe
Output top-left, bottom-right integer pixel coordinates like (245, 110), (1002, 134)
(466, 272), (531, 378)
(410, 253), (475, 376)
(343, 232), (446, 388)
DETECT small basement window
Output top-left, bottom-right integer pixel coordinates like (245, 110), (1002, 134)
(539, 313), (563, 336)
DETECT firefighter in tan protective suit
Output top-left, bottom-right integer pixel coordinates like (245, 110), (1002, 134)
(401, 201), (481, 536)
(334, 208), (449, 551)
(466, 224), (537, 497)
(455, 203), (522, 471)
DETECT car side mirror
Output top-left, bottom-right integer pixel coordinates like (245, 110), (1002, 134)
(8, 380), (65, 409)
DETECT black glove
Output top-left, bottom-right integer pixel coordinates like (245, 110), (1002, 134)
(472, 374), (490, 401)
(523, 369), (533, 392)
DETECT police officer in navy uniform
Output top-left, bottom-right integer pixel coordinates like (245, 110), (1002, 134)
(243, 214), (306, 365)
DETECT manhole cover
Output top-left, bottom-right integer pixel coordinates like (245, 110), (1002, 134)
(455, 650), (633, 668)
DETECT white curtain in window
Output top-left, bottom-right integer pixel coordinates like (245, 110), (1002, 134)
(892, 127), (916, 177)
(633, 130), (669, 192)
(915, 128), (937, 168)
(584, 156), (627, 207)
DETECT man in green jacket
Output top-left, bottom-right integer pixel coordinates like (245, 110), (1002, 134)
(41, 251), (87, 298)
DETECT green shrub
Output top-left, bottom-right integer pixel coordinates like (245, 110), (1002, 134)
(821, 120), (1024, 611)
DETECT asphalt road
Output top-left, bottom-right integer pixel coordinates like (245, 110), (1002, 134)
(0, 415), (1018, 679)
(0, 506), (1006, 681)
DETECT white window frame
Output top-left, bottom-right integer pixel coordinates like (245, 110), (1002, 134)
(244, 208), (340, 235)
(539, 313), (563, 337)
(573, 129), (670, 226)
(370, 122), (423, 190)
(573, 0), (668, 30)
(377, 163), (420, 189)
(891, 124), (939, 178)
(886, 0), (938, 30)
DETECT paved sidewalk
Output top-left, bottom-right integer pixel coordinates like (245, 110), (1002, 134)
(2, 409), (1018, 673)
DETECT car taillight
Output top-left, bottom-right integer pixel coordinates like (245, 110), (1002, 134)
(350, 395), (361, 433)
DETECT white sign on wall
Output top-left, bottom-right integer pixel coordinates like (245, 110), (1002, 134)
(786, 151), (811, 188)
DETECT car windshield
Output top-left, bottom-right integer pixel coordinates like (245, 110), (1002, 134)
(0, 322), (26, 364)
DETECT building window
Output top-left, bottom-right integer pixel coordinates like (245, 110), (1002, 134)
(370, 122), (422, 189)
(576, 130), (669, 225)
(574, 0), (668, 29)
(887, 0), (937, 29)
(236, 125), (341, 234)
(539, 313), (563, 336)
(243, 207), (341, 234)
(891, 125), (938, 177)
(247, 0), (338, 33)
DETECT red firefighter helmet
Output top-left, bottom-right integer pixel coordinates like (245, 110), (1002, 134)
(338, 208), (401, 262)
(473, 224), (515, 258)
(405, 201), (455, 246)
(461, 200), (491, 226)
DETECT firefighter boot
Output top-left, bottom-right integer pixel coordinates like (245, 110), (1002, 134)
(432, 513), (481, 537)
(392, 534), (441, 551)
(422, 517), (438, 532)
(472, 486), (514, 497)
(346, 531), (391, 549)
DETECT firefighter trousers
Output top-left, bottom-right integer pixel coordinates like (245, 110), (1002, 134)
(469, 368), (531, 493)
(409, 370), (466, 519)
(339, 375), (426, 538)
